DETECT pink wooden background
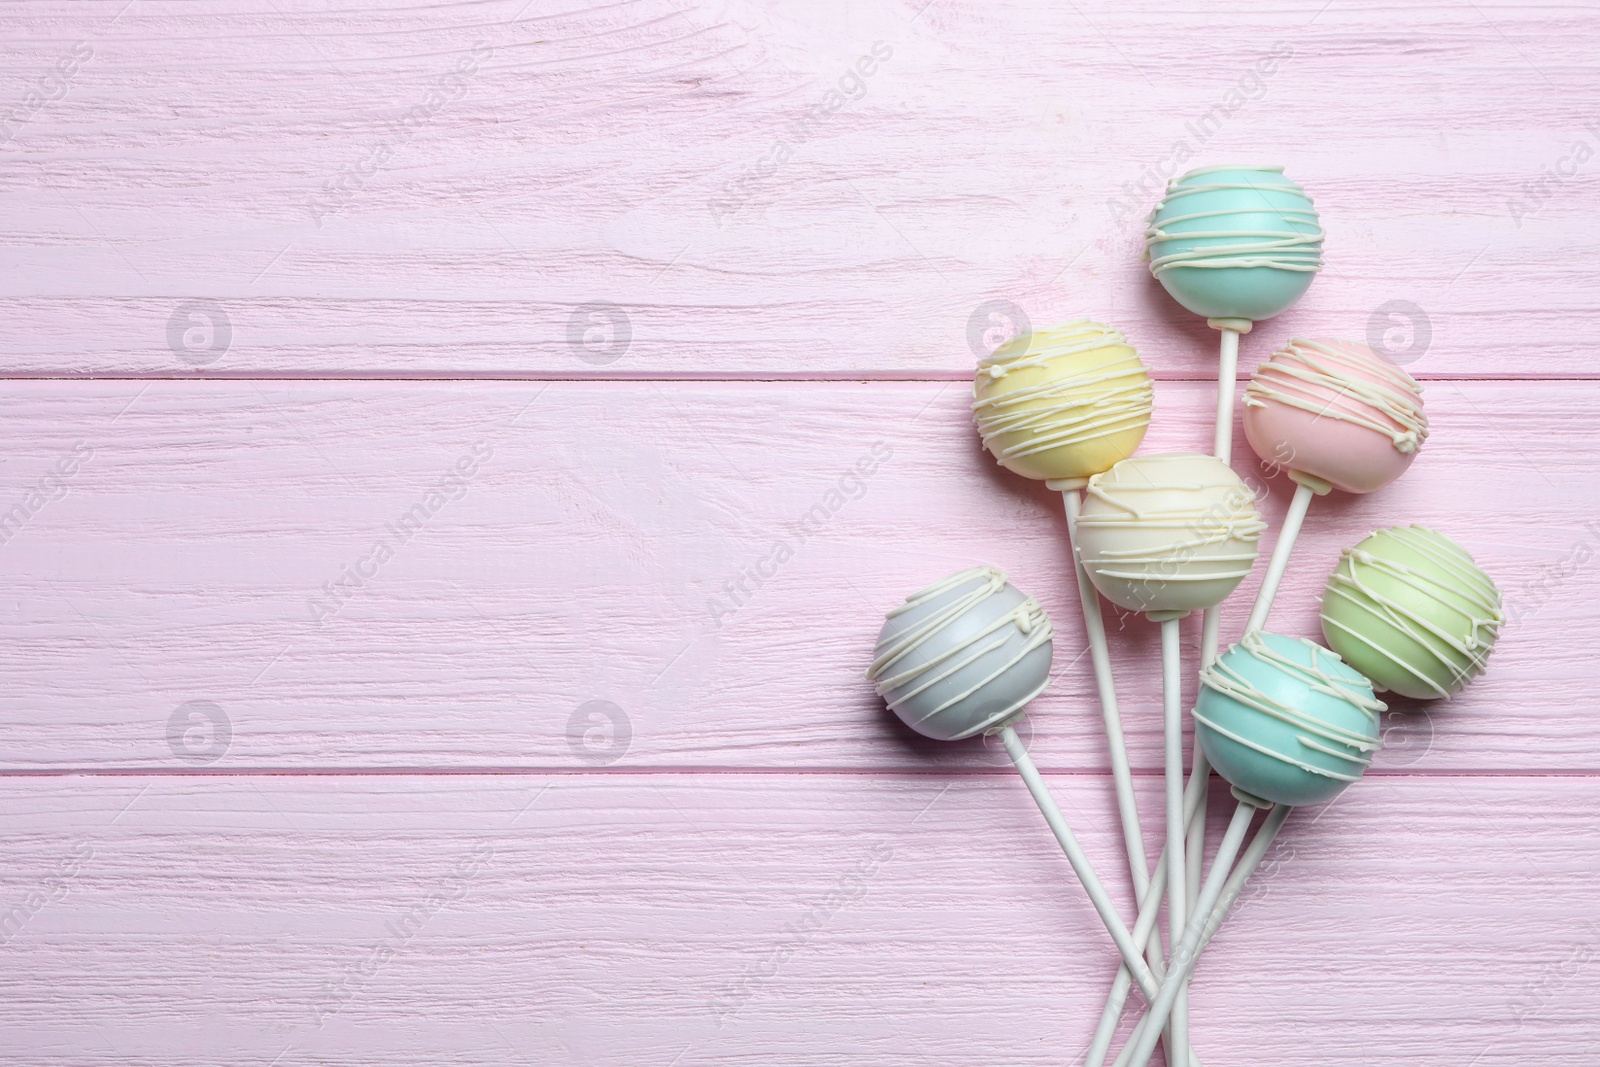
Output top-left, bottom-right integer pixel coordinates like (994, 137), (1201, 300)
(1, 0), (1597, 1063)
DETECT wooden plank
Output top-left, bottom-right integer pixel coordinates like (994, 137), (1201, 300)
(1, 5), (1594, 1065)
(0, 773), (1594, 1065)
(0, 378), (1587, 771)
(0, 3), (1594, 377)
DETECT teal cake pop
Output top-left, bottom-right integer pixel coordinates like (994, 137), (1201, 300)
(1193, 630), (1383, 807)
(1145, 165), (1324, 324)
(1110, 632), (1383, 1067)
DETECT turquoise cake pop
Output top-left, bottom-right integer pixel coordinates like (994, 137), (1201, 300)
(1145, 165), (1324, 325)
(1143, 165), (1325, 485)
(1111, 632), (1382, 1067)
(1192, 631), (1383, 807)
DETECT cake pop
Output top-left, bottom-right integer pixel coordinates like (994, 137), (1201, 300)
(1145, 165), (1324, 462)
(1146, 166), (1324, 324)
(972, 321), (1161, 922)
(1242, 338), (1428, 634)
(1075, 452), (1263, 1064)
(867, 566), (1052, 741)
(1075, 453), (1265, 617)
(972, 320), (1153, 484)
(1114, 633), (1383, 1067)
(1194, 632), (1384, 807)
(1321, 525), (1503, 699)
(866, 566), (1192, 1060)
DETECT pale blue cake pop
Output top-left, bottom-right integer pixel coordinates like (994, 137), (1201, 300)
(1193, 631), (1383, 806)
(867, 566), (1053, 741)
(1145, 165), (1324, 323)
(868, 567), (1175, 1036)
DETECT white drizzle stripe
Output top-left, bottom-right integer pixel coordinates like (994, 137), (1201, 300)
(1321, 525), (1503, 698)
(866, 566), (1053, 725)
(972, 320), (1154, 463)
(1192, 717), (1364, 783)
(1145, 167), (1324, 276)
(884, 630), (1010, 708)
(1244, 338), (1428, 454)
(1077, 456), (1266, 585)
(1194, 632), (1384, 782)
(1320, 616), (1439, 696)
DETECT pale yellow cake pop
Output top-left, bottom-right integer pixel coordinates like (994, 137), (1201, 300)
(972, 320), (1154, 484)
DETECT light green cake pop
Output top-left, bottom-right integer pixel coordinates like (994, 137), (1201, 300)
(1320, 525), (1503, 699)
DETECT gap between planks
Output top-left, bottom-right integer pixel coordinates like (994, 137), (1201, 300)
(0, 373), (1596, 383)
(1, 767), (1597, 778)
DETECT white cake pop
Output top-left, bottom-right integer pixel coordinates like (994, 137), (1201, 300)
(1071, 451), (1262, 1067)
(1075, 453), (1265, 618)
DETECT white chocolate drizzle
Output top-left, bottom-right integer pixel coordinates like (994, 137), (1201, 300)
(1321, 525), (1504, 698)
(972, 320), (1154, 464)
(1194, 631), (1385, 783)
(1244, 338), (1429, 454)
(1145, 165), (1324, 277)
(1076, 454), (1265, 586)
(866, 566), (1053, 730)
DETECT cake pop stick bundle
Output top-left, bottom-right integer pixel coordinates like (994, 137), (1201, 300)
(865, 166), (1505, 1063)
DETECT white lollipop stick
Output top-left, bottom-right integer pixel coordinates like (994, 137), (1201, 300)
(1086, 754), (1212, 1067)
(1189, 318), (1247, 914)
(1114, 796), (1277, 1067)
(1197, 802), (1290, 954)
(1244, 472), (1330, 634)
(1183, 752), (1206, 915)
(1108, 804), (1289, 1067)
(1187, 612), (1222, 913)
(996, 725), (1161, 993)
(1056, 483), (1152, 903)
(1207, 318), (1250, 464)
(1155, 613), (1189, 1067)
(1199, 610), (1222, 670)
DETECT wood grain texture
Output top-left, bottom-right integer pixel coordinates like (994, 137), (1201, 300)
(0, 378), (1587, 771)
(0, 1), (1595, 377)
(0, 774), (1596, 1066)
(0, 1), (1596, 1064)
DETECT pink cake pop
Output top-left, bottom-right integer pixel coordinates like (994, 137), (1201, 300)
(1243, 338), (1425, 494)
(1241, 338), (1428, 634)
